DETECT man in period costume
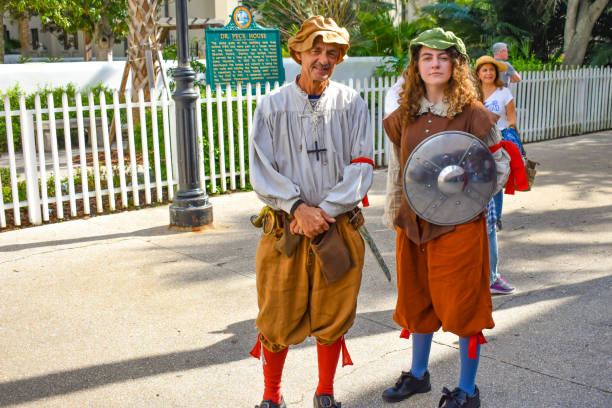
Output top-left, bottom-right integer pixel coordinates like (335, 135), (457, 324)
(248, 16), (374, 408)
(381, 28), (511, 408)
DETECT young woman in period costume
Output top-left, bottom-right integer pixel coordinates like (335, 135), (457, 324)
(382, 28), (511, 408)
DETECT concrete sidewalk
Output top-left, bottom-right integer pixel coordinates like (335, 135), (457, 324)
(0, 131), (611, 408)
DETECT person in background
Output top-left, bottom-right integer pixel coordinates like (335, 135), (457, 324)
(492, 42), (521, 87)
(476, 55), (522, 231)
(249, 16), (374, 408)
(475, 55), (528, 294)
(382, 28), (510, 408)
(485, 198), (515, 294)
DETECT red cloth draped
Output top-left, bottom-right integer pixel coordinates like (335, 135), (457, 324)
(489, 142), (529, 195)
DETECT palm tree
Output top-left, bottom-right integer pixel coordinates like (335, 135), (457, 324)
(0, 8), (5, 63)
(126, 0), (160, 100)
(240, 0), (392, 41)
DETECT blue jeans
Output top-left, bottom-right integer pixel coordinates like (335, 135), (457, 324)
(493, 190), (503, 221)
(488, 226), (499, 285)
(501, 127), (525, 155)
(496, 127), (525, 221)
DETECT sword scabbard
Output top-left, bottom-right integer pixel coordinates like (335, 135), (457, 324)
(357, 224), (392, 282)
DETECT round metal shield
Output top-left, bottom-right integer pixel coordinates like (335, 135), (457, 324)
(403, 130), (497, 226)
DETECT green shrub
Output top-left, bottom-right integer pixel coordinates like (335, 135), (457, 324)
(0, 167), (10, 186)
(200, 87), (252, 194)
(133, 107), (169, 182)
(1, 166), (121, 205)
(4, 38), (20, 54)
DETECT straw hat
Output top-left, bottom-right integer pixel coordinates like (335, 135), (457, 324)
(288, 16), (350, 65)
(474, 55), (508, 72)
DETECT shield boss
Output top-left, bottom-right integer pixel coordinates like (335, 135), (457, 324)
(402, 130), (497, 226)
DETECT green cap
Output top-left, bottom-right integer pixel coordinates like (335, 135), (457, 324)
(410, 27), (467, 57)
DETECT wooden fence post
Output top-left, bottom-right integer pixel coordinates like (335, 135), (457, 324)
(19, 98), (42, 225)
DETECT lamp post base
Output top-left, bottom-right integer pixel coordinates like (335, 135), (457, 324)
(169, 195), (213, 228)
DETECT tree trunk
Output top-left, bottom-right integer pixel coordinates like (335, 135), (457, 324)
(562, 0), (609, 66)
(93, 14), (115, 61)
(0, 11), (5, 64)
(83, 31), (93, 61)
(127, 0), (160, 101)
(19, 15), (32, 57)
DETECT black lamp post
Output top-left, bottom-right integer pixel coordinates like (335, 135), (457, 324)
(169, 0), (213, 228)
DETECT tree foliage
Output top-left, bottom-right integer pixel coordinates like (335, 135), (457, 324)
(421, 0), (611, 66)
(37, 0), (129, 39)
(240, 0), (394, 42)
(2, 0), (129, 60)
(38, 0), (129, 60)
(1, 0), (35, 18)
(421, 1), (533, 58)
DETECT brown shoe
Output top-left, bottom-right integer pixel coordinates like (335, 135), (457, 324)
(313, 393), (341, 408)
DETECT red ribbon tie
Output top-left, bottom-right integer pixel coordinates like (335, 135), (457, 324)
(400, 329), (411, 339)
(350, 157), (375, 207)
(340, 336), (354, 367)
(468, 332), (487, 360)
(250, 334), (262, 360)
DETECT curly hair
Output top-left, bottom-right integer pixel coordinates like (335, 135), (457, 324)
(398, 45), (479, 124)
(474, 63), (506, 102)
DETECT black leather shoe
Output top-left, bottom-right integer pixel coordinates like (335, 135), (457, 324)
(381, 370), (431, 403)
(255, 396), (286, 408)
(438, 386), (480, 408)
(313, 393), (341, 408)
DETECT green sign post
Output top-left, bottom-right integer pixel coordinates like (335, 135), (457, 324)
(205, 7), (285, 87)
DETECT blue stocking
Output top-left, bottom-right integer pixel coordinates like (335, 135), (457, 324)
(410, 333), (433, 378)
(458, 336), (480, 396)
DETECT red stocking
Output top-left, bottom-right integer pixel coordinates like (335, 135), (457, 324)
(316, 338), (342, 396)
(262, 346), (288, 403)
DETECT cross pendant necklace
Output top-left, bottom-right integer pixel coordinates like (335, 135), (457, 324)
(307, 141), (327, 162)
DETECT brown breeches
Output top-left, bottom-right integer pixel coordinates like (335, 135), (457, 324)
(255, 214), (364, 352)
(394, 217), (494, 338)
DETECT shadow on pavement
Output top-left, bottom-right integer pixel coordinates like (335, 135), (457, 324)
(2, 272), (610, 408)
(0, 226), (171, 252)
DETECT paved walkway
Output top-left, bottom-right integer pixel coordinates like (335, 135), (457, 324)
(0, 131), (611, 408)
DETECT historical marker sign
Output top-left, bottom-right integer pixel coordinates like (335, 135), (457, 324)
(205, 7), (285, 87)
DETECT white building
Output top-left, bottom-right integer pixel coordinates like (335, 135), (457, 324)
(2, 0), (239, 60)
(2, 0), (434, 61)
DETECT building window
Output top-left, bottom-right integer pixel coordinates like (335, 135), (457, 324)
(56, 29), (73, 49)
(31, 28), (39, 49)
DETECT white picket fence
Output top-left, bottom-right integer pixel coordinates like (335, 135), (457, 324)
(512, 66), (612, 143)
(0, 67), (610, 228)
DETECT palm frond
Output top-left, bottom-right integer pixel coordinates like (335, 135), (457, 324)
(421, 3), (481, 25)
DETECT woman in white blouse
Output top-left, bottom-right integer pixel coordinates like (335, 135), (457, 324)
(475, 55), (520, 295)
(475, 56), (518, 134)
(475, 55), (526, 227)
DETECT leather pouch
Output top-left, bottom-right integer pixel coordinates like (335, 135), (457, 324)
(348, 208), (364, 229)
(273, 218), (301, 258)
(525, 158), (539, 190)
(310, 223), (352, 284)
